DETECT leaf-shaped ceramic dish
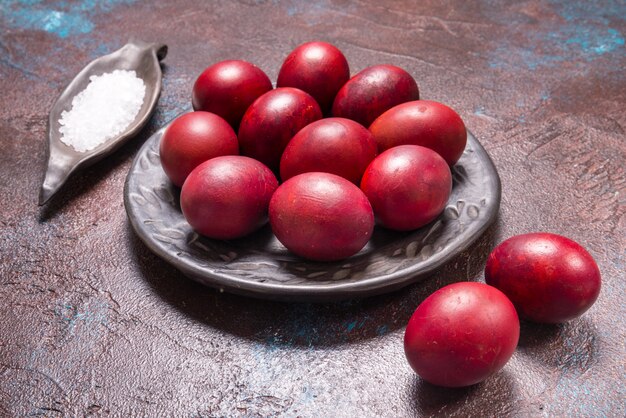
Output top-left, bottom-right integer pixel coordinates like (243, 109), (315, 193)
(124, 119), (501, 302)
(39, 40), (168, 205)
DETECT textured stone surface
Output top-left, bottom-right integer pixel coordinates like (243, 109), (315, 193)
(0, 0), (624, 416)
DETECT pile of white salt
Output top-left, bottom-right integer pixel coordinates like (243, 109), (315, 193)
(59, 69), (146, 152)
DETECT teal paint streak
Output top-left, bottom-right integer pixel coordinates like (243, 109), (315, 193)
(549, 0), (626, 24)
(489, 27), (623, 70)
(488, 46), (566, 70)
(345, 318), (368, 333)
(565, 28), (625, 55)
(345, 320), (357, 332)
(474, 107), (487, 116)
(6, 8), (94, 38)
(16, 0), (43, 6)
(488, 0), (625, 70)
(1, 0), (136, 38)
(55, 300), (108, 335)
(549, 0), (625, 57)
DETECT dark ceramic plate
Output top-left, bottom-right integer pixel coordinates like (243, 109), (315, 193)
(124, 122), (501, 302)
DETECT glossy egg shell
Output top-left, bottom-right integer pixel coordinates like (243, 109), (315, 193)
(269, 172), (374, 261)
(485, 232), (602, 323)
(404, 282), (520, 388)
(192, 60), (272, 129)
(277, 41), (350, 113)
(279, 117), (377, 184)
(159, 111), (238, 187)
(238, 87), (323, 172)
(361, 145), (452, 231)
(180, 156), (278, 240)
(332, 64), (419, 127)
(369, 100), (467, 166)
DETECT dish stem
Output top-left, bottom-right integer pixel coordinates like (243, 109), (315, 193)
(127, 39), (168, 62)
(39, 149), (76, 205)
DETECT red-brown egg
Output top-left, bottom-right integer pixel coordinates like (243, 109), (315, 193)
(361, 145), (451, 231)
(369, 100), (467, 166)
(332, 64), (419, 127)
(269, 172), (374, 261)
(238, 87), (322, 172)
(192, 60), (272, 129)
(280, 118), (377, 184)
(485, 233), (602, 323)
(405, 282), (520, 387)
(277, 41), (350, 113)
(159, 111), (238, 187)
(180, 156), (278, 240)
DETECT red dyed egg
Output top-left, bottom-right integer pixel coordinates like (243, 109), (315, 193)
(485, 233), (602, 323)
(269, 172), (374, 261)
(280, 118), (377, 184)
(361, 145), (451, 231)
(159, 111), (238, 187)
(404, 282), (520, 388)
(277, 41), (350, 113)
(332, 64), (419, 127)
(180, 156), (278, 240)
(192, 60), (272, 128)
(238, 87), (322, 171)
(369, 100), (467, 166)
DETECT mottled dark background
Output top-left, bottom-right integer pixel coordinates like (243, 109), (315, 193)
(0, 0), (624, 416)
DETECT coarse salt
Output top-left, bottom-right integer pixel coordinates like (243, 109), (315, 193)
(59, 69), (146, 152)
